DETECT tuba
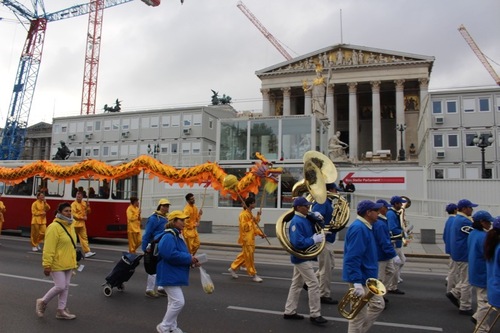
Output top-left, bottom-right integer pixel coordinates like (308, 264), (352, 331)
(399, 196), (413, 246)
(338, 278), (386, 320)
(276, 151), (350, 259)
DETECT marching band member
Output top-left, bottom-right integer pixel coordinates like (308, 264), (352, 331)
(343, 200), (385, 333)
(71, 191), (95, 258)
(283, 197), (327, 325)
(126, 196), (141, 254)
(228, 196), (265, 282)
(443, 203), (458, 293)
(386, 196), (407, 295)
(447, 199), (477, 316)
(483, 217), (500, 331)
(183, 193), (202, 255)
(468, 210), (494, 330)
(373, 200), (401, 299)
(311, 182), (340, 305)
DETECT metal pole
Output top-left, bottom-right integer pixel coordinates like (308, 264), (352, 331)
(481, 146), (486, 179)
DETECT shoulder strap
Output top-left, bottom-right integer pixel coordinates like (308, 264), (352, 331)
(55, 222), (77, 249)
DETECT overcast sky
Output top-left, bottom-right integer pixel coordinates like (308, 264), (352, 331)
(1, 0), (499, 126)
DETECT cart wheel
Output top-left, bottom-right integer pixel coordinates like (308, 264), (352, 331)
(117, 284), (125, 292)
(103, 285), (113, 297)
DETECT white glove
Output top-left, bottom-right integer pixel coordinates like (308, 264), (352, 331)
(353, 283), (365, 297)
(393, 255), (402, 265)
(312, 212), (324, 220)
(312, 233), (324, 244)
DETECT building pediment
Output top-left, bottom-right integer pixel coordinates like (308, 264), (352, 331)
(256, 44), (434, 76)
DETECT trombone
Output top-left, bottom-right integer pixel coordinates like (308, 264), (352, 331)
(473, 305), (499, 333)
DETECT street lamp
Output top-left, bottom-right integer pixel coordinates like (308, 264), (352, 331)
(473, 133), (494, 179)
(396, 123), (407, 161)
(147, 143), (160, 159)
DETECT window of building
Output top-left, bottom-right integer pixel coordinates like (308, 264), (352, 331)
(446, 100), (457, 113)
(54, 124), (61, 134)
(92, 147), (99, 157)
(94, 121), (101, 131)
(104, 120), (111, 131)
(122, 118), (130, 130)
(280, 167), (303, 208)
(151, 116), (159, 128)
(433, 134), (443, 148)
(448, 134), (458, 147)
(129, 144), (138, 156)
(465, 167), (479, 179)
(160, 144), (168, 154)
(171, 142), (178, 154)
(75, 148), (82, 157)
(103, 146), (109, 157)
(465, 133), (477, 146)
(110, 146), (118, 156)
(192, 142), (201, 154)
(463, 98), (475, 112)
(183, 114), (192, 127)
(432, 101), (442, 114)
(86, 122), (93, 132)
(250, 119), (279, 160)
(112, 120), (119, 131)
(85, 148), (91, 157)
(479, 98), (490, 112)
(141, 117), (150, 129)
(162, 115), (170, 128)
(209, 118), (214, 129)
(496, 96), (500, 111)
(182, 142), (190, 154)
(435, 169), (444, 179)
(61, 125), (68, 133)
(448, 168), (461, 179)
(282, 118), (311, 159)
(218, 168), (247, 208)
(220, 120), (247, 161)
(171, 115), (180, 127)
(193, 114), (202, 126)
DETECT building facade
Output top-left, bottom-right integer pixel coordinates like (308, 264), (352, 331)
(20, 122), (52, 160)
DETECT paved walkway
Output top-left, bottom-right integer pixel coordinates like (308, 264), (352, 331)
(199, 225), (448, 259)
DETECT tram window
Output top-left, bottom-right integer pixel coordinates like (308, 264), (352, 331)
(5, 177), (33, 196)
(34, 177), (64, 197)
(111, 176), (138, 200)
(73, 179), (108, 198)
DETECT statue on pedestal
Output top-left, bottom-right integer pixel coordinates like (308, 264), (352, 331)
(328, 131), (348, 161)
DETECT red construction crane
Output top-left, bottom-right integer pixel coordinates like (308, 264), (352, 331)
(458, 24), (500, 86)
(236, 1), (292, 61)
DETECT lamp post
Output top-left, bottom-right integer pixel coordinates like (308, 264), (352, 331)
(147, 143), (160, 159)
(473, 133), (494, 179)
(396, 124), (407, 161)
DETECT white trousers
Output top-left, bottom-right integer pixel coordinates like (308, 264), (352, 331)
(317, 242), (335, 298)
(450, 261), (472, 310)
(446, 259), (458, 293)
(158, 286), (185, 331)
(284, 261), (321, 318)
(347, 290), (385, 333)
(473, 287), (492, 333)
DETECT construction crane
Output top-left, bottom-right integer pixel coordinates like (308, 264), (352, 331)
(458, 24), (500, 86)
(236, 1), (292, 61)
(0, 0), (146, 160)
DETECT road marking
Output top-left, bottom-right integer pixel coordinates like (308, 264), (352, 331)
(0, 273), (78, 286)
(228, 306), (443, 332)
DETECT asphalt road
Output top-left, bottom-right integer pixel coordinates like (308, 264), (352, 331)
(0, 236), (482, 333)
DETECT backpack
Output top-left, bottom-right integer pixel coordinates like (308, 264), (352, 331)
(143, 229), (175, 275)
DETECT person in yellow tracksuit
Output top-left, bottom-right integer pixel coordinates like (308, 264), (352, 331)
(183, 193), (202, 255)
(31, 192), (50, 252)
(228, 196), (265, 283)
(71, 191), (95, 258)
(0, 194), (6, 242)
(126, 196), (142, 253)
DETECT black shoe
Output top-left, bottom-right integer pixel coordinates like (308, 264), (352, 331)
(310, 316), (328, 325)
(320, 297), (338, 305)
(471, 317), (477, 325)
(302, 283), (308, 291)
(459, 309), (474, 316)
(284, 313), (304, 320)
(388, 289), (405, 295)
(383, 297), (389, 303)
(446, 292), (460, 308)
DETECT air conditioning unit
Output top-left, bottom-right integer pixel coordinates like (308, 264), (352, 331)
(121, 131), (130, 138)
(68, 134), (76, 140)
(183, 128), (191, 135)
(436, 150), (445, 158)
(85, 133), (93, 139)
(434, 116), (444, 125)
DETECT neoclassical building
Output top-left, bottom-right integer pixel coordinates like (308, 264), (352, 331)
(256, 44), (434, 161)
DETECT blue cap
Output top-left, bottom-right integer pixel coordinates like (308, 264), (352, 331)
(357, 200), (384, 215)
(457, 199), (478, 209)
(376, 199), (391, 208)
(326, 182), (339, 191)
(493, 217), (500, 230)
(445, 203), (458, 214)
(293, 197), (313, 207)
(472, 210), (494, 223)
(390, 196), (407, 205)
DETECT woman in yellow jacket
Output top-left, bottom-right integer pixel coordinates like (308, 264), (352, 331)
(228, 196), (265, 283)
(31, 192), (50, 252)
(126, 196), (141, 253)
(36, 202), (78, 320)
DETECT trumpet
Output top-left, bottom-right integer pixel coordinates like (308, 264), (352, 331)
(338, 278), (386, 320)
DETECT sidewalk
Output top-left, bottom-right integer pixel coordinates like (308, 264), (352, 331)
(199, 225), (448, 259)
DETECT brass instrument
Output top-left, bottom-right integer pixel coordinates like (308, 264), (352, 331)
(276, 151), (350, 259)
(473, 305), (499, 333)
(461, 225), (474, 234)
(338, 278), (386, 320)
(400, 196), (413, 246)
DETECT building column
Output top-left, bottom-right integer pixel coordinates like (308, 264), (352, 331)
(326, 84), (335, 140)
(282, 87), (291, 116)
(347, 82), (358, 160)
(419, 77), (429, 125)
(395, 79), (405, 156)
(371, 81), (382, 152)
(261, 88), (271, 117)
(304, 89), (312, 115)
(45, 138), (51, 160)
